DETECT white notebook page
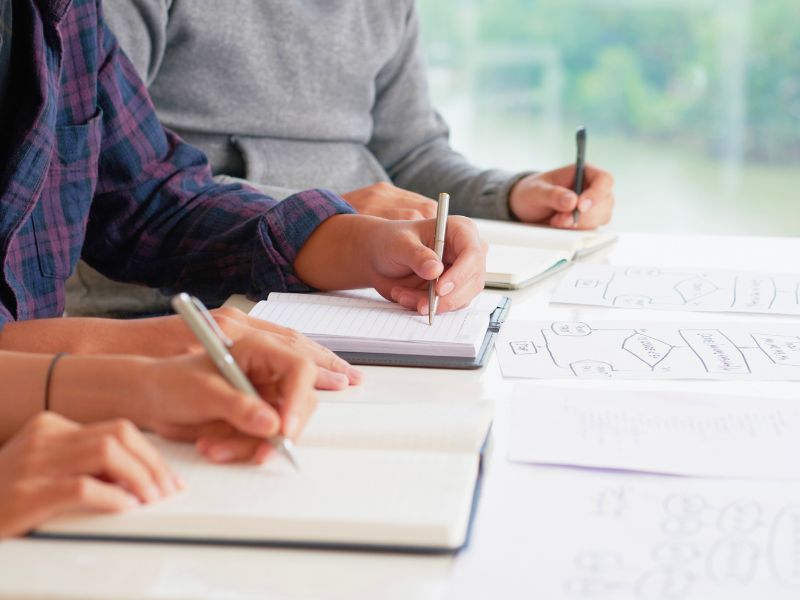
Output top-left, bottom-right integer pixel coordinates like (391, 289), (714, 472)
(39, 439), (479, 548)
(250, 291), (502, 357)
(301, 401), (494, 454)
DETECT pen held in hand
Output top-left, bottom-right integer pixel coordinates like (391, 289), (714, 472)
(428, 192), (450, 326)
(572, 126), (587, 227)
(170, 293), (300, 470)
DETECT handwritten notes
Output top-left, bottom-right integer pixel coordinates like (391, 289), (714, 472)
(496, 320), (800, 380)
(552, 264), (800, 315)
(509, 387), (800, 478)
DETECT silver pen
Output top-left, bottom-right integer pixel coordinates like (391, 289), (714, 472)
(428, 192), (450, 326)
(171, 293), (299, 470)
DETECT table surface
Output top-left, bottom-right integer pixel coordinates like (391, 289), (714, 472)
(2, 231), (799, 600)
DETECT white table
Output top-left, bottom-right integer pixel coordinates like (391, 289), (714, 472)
(2, 232), (798, 600)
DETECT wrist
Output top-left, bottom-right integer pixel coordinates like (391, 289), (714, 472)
(50, 355), (156, 428)
(294, 214), (377, 290)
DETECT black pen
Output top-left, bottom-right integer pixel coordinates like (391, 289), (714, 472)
(572, 126), (587, 227)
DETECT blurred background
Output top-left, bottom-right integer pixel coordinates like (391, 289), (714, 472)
(418, 0), (799, 236)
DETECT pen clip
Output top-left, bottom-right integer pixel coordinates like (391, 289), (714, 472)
(190, 296), (234, 348)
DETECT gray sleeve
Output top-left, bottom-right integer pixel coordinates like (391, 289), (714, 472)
(102, 0), (171, 85)
(367, 2), (531, 221)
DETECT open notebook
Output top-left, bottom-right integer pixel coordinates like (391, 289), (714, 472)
(249, 289), (510, 369)
(474, 218), (618, 289)
(34, 402), (494, 553)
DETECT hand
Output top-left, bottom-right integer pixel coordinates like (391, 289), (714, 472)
(138, 332), (318, 464)
(162, 307), (362, 390)
(0, 413), (178, 538)
(341, 182), (438, 220)
(509, 164), (615, 229)
(366, 216), (487, 314)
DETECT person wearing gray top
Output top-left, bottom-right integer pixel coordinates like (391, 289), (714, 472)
(67, 0), (615, 316)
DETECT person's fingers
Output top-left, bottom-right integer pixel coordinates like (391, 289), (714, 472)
(582, 165), (614, 199)
(532, 180), (579, 214)
(549, 211), (577, 229)
(204, 383), (283, 440)
(151, 420), (234, 444)
(0, 477), (139, 537)
(196, 435), (262, 464)
(314, 368), (350, 390)
(274, 356), (318, 439)
(56, 430), (164, 504)
(51, 476), (141, 514)
(391, 286), (427, 311)
(82, 420), (181, 496)
(232, 337), (318, 439)
(392, 232), (444, 281)
(241, 317), (362, 386)
(424, 270), (485, 315)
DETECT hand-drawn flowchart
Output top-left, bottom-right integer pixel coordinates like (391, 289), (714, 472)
(552, 265), (800, 315)
(556, 480), (800, 600)
(497, 320), (800, 380)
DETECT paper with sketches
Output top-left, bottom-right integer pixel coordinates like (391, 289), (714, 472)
(552, 264), (800, 315)
(488, 470), (800, 600)
(496, 319), (800, 380)
(509, 387), (800, 478)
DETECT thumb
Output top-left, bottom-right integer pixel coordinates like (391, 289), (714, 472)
(396, 235), (443, 281)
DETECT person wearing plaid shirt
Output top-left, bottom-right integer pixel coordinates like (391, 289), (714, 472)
(0, 0), (485, 532)
(0, 0), (485, 349)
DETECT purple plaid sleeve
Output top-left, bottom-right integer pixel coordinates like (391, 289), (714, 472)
(0, 0), (355, 328)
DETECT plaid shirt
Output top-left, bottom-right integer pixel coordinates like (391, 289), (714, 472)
(0, 0), (354, 329)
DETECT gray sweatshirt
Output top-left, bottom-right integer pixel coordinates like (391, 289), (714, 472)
(103, 0), (525, 219)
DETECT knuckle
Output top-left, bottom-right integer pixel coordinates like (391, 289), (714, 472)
(110, 418), (136, 439)
(71, 477), (93, 502)
(96, 435), (118, 461)
(283, 328), (302, 347)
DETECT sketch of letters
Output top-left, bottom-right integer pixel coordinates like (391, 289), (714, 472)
(496, 320), (800, 380)
(509, 387), (800, 479)
(551, 265), (800, 315)
(523, 473), (800, 600)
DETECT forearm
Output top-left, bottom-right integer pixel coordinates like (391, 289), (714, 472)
(0, 317), (191, 357)
(48, 355), (152, 429)
(293, 215), (378, 290)
(0, 352), (152, 442)
(0, 353), (51, 441)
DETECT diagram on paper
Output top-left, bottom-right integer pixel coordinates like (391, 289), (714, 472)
(551, 265), (800, 315)
(497, 320), (800, 380)
(556, 480), (800, 600)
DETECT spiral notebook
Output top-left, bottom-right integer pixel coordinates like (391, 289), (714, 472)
(248, 289), (510, 369)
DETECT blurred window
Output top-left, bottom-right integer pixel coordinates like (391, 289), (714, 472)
(419, 0), (800, 235)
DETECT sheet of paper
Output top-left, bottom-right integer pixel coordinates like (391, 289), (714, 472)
(496, 319), (800, 380)
(301, 401), (493, 454)
(552, 264), (800, 315)
(509, 386), (800, 478)
(250, 291), (502, 356)
(461, 469), (800, 599)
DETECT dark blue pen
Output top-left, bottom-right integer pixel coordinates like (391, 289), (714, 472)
(572, 126), (587, 226)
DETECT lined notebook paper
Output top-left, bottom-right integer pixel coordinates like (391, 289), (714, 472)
(250, 290), (503, 358)
(36, 402), (494, 552)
